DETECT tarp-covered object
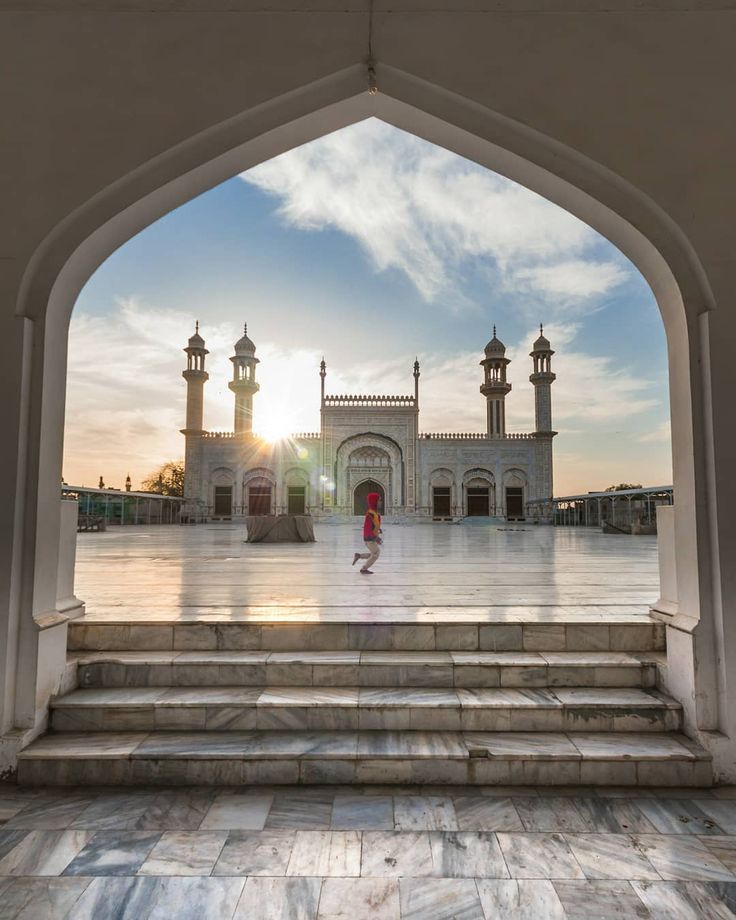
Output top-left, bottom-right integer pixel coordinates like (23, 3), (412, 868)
(245, 514), (316, 543)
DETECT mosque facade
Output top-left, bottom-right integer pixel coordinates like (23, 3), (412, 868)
(180, 324), (557, 521)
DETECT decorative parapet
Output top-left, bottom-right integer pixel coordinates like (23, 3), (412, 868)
(419, 432), (537, 440)
(290, 432), (321, 440)
(323, 394), (416, 408)
(201, 431), (237, 439)
(201, 430), (322, 441)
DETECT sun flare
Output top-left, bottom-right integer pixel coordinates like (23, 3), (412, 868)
(255, 408), (298, 443)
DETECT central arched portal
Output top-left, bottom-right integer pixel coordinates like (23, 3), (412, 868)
(353, 480), (385, 516)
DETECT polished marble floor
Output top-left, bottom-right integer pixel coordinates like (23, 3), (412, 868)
(1, 784), (735, 918)
(73, 523), (660, 623)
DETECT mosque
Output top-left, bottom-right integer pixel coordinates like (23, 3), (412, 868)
(180, 323), (557, 522)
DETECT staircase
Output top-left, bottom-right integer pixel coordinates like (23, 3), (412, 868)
(18, 615), (712, 787)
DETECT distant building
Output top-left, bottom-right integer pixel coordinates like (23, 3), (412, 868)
(180, 323), (556, 521)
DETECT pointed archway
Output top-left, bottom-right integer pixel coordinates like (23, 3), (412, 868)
(6, 63), (726, 775)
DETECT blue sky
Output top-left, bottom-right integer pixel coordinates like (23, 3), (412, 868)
(65, 119), (671, 494)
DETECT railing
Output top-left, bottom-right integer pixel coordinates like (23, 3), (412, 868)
(323, 394), (416, 408)
(419, 432), (537, 440)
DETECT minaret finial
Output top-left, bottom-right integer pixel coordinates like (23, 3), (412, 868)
(244, 322), (247, 334)
(493, 324), (496, 337)
(540, 323), (544, 335)
(195, 320), (199, 334)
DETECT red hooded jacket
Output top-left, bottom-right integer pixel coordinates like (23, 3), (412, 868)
(363, 492), (382, 540)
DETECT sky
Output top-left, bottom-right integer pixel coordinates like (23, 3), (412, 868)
(65, 118), (672, 496)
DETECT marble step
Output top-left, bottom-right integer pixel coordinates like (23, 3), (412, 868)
(50, 685), (682, 733)
(73, 650), (658, 689)
(67, 619), (666, 653)
(17, 730), (712, 787)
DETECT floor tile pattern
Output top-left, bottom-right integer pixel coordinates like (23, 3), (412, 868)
(0, 784), (735, 917)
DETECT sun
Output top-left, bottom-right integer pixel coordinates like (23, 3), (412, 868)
(255, 408), (297, 443)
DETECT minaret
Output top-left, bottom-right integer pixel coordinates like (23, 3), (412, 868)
(530, 324), (556, 433)
(320, 357), (327, 404)
(229, 323), (260, 435)
(181, 322), (209, 433)
(480, 326), (512, 438)
(413, 357), (420, 407)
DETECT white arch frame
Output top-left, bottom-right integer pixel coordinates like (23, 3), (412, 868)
(7, 62), (721, 766)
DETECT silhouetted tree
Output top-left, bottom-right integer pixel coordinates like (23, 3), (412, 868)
(141, 460), (185, 497)
(604, 483), (642, 492)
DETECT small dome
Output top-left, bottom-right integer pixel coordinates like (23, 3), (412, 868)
(532, 324), (552, 352)
(234, 323), (256, 355)
(484, 325), (506, 356)
(188, 322), (205, 348)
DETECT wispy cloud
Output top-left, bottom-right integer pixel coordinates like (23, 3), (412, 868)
(64, 303), (666, 494)
(241, 119), (629, 308)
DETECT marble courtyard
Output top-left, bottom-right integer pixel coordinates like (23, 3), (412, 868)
(18, 524), (711, 787)
(3, 523), (736, 918)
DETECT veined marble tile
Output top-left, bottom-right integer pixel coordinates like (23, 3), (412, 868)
(513, 797), (587, 833)
(564, 834), (660, 880)
(0, 829), (30, 861)
(200, 793), (273, 830)
(540, 652), (642, 666)
(73, 876), (246, 920)
(699, 837), (736, 874)
(265, 792), (333, 829)
(63, 830), (161, 876)
(428, 830), (508, 878)
(331, 795), (393, 830)
(399, 877), (485, 920)
(137, 830), (227, 875)
(0, 829), (93, 876)
(286, 830), (361, 877)
(157, 687), (262, 706)
(258, 688), (359, 708)
(18, 732), (147, 760)
(268, 651), (360, 664)
(54, 687), (166, 707)
(553, 879), (650, 919)
(476, 879), (566, 919)
(453, 796), (524, 832)
(393, 796), (458, 831)
(632, 834), (736, 881)
(70, 792), (156, 830)
(570, 733), (697, 761)
(451, 652), (543, 666)
(213, 829), (295, 876)
(5, 793), (95, 829)
(636, 798), (724, 835)
(632, 879), (736, 920)
(457, 688), (559, 708)
(572, 798), (657, 834)
(464, 732), (580, 760)
(359, 652), (451, 665)
(359, 688), (459, 708)
(360, 831), (434, 877)
(552, 688), (668, 707)
(317, 877), (399, 919)
(357, 731), (467, 760)
(693, 800), (736, 835)
(132, 730), (359, 760)
(0, 877), (92, 920)
(233, 876), (321, 920)
(497, 832), (585, 879)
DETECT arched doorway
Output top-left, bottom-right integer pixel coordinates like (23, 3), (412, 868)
(353, 480), (385, 516)
(8, 67), (725, 774)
